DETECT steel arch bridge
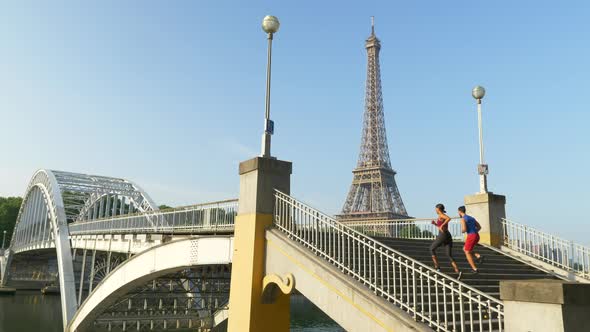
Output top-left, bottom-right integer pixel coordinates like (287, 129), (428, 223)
(4, 169), (160, 325)
(1, 169), (237, 331)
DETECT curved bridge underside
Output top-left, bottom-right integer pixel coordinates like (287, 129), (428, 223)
(68, 237), (233, 332)
(2, 169), (159, 327)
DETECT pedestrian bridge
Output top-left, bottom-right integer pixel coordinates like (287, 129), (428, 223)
(2, 169), (589, 331)
(1, 170), (238, 331)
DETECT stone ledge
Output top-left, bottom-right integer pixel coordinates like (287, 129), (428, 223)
(239, 157), (292, 176)
(464, 192), (506, 205)
(500, 279), (590, 305)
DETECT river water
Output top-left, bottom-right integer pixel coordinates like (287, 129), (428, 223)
(0, 291), (343, 332)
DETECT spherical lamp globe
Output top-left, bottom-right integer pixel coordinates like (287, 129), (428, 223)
(262, 15), (280, 34)
(472, 85), (486, 100)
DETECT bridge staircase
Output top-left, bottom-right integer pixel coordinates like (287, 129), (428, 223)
(273, 191), (505, 331)
(271, 191), (583, 332)
(373, 237), (558, 304)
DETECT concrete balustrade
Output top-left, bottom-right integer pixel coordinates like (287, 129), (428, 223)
(500, 279), (590, 332)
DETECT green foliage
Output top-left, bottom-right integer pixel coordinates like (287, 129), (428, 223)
(0, 197), (23, 246)
(400, 224), (435, 239)
(209, 207), (236, 224)
(158, 204), (173, 210)
(422, 229), (435, 238)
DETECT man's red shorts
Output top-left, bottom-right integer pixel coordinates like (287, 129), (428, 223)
(464, 233), (480, 251)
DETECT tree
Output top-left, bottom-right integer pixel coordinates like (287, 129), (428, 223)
(421, 229), (436, 238)
(209, 207), (237, 225)
(0, 197), (23, 247)
(158, 204), (173, 210)
(399, 224), (436, 239)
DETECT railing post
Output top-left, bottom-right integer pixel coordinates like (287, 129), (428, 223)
(522, 226), (533, 253)
(569, 240), (575, 271)
(411, 261), (416, 319)
(501, 219), (506, 245)
(373, 244), (377, 293)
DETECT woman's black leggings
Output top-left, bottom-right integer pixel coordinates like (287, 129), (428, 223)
(430, 231), (455, 262)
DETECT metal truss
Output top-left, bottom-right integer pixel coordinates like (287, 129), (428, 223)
(8, 170), (159, 252)
(73, 250), (128, 306)
(339, 25), (408, 221)
(93, 266), (231, 331)
(5, 252), (58, 282)
(51, 170), (158, 222)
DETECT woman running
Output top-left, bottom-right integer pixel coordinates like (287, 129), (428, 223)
(430, 203), (462, 279)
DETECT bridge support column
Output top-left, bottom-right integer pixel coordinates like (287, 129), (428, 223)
(227, 157), (292, 332)
(78, 249), (87, 305)
(500, 279), (590, 332)
(0, 251), (12, 285)
(464, 192), (506, 247)
(88, 250), (96, 293)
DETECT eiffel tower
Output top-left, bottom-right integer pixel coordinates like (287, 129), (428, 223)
(338, 18), (409, 221)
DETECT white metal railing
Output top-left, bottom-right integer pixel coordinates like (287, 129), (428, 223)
(502, 219), (590, 280)
(345, 218), (464, 241)
(274, 191), (503, 332)
(68, 200), (238, 235)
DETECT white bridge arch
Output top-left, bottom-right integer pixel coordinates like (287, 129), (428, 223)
(2, 169), (159, 326)
(67, 237), (233, 332)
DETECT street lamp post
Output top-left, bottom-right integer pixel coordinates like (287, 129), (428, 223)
(261, 15), (280, 158)
(472, 85), (488, 193)
(2, 230), (6, 249)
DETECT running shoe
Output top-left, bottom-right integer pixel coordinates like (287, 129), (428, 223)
(476, 255), (484, 265)
(471, 269), (479, 275)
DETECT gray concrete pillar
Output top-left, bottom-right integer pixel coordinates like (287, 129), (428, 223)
(500, 279), (590, 332)
(464, 192), (506, 247)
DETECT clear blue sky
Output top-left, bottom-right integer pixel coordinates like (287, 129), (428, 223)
(1, 1), (589, 244)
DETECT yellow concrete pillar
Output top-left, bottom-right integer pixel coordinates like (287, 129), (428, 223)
(227, 157), (292, 332)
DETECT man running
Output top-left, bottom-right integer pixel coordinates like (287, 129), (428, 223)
(430, 203), (462, 279)
(458, 206), (484, 274)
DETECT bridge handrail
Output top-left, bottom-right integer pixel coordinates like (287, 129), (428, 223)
(68, 199), (238, 235)
(274, 191), (503, 331)
(77, 199), (239, 223)
(502, 218), (590, 279)
(344, 218), (464, 241)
